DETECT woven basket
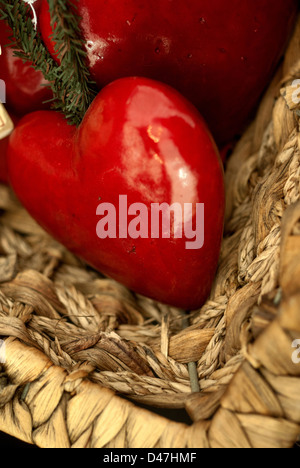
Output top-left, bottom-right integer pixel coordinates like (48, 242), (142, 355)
(0, 16), (300, 450)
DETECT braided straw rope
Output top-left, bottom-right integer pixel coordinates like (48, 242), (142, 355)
(0, 16), (300, 449)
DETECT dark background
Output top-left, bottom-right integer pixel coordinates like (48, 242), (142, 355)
(0, 431), (36, 448)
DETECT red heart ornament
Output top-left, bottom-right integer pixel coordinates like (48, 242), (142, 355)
(7, 77), (225, 310)
(39, 0), (298, 146)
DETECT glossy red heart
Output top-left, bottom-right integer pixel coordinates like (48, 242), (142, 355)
(39, 0), (298, 146)
(7, 77), (225, 310)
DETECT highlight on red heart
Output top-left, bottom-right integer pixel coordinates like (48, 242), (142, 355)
(96, 195), (205, 250)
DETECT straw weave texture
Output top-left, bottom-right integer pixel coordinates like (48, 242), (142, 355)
(0, 15), (300, 449)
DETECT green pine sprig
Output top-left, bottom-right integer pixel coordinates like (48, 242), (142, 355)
(47, 0), (97, 123)
(0, 0), (97, 126)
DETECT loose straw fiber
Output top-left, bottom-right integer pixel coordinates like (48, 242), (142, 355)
(0, 16), (300, 449)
